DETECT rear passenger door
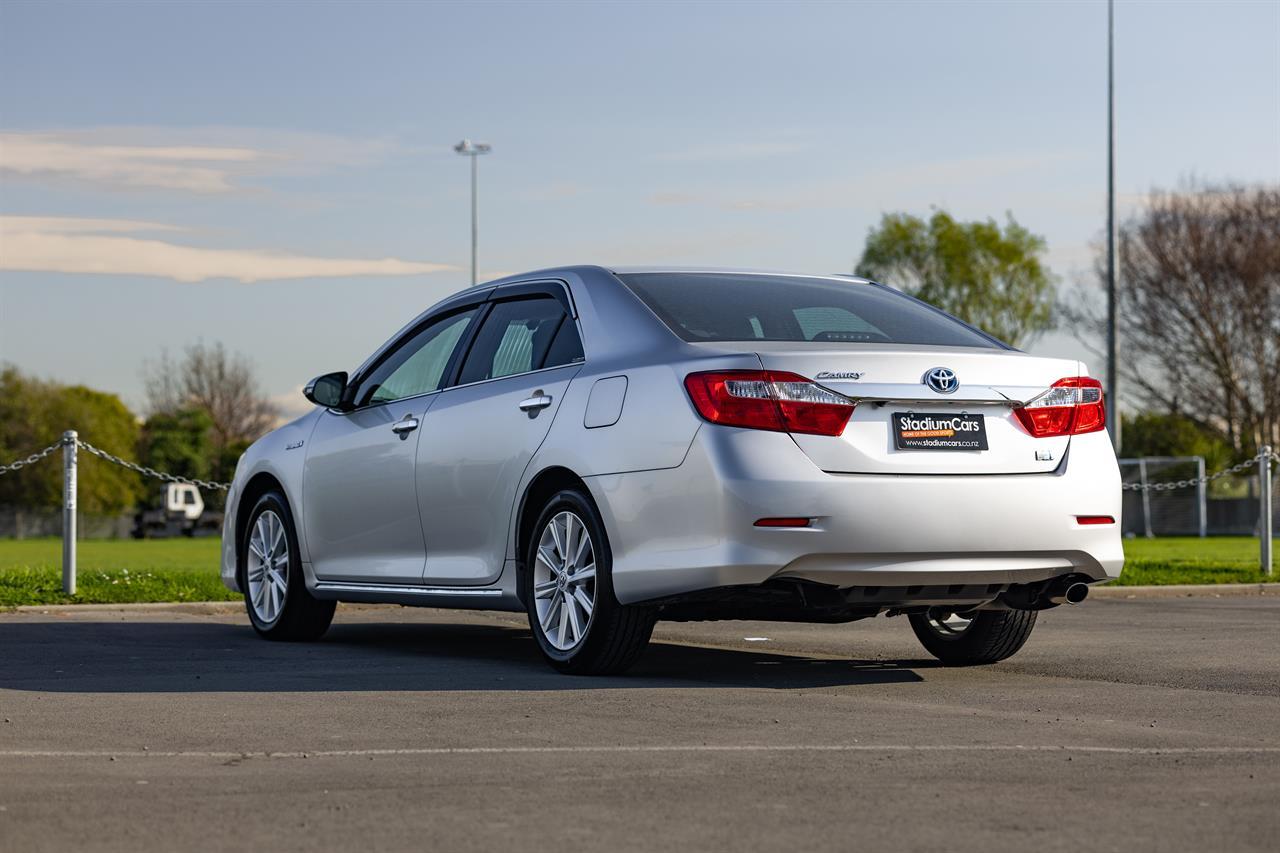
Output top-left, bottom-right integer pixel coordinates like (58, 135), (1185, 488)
(416, 285), (585, 585)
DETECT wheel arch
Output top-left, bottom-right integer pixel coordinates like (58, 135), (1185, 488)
(513, 465), (598, 605)
(234, 472), (288, 589)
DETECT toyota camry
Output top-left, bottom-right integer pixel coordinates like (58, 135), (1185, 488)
(221, 267), (1123, 674)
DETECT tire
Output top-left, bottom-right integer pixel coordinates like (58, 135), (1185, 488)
(908, 608), (1037, 665)
(524, 488), (655, 675)
(240, 490), (335, 641)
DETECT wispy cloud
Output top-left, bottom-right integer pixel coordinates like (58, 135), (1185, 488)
(0, 133), (271, 193)
(0, 216), (455, 283)
(0, 127), (408, 194)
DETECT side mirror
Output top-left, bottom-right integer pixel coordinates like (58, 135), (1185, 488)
(304, 372), (350, 410)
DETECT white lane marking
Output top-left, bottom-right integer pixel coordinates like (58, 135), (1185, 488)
(0, 744), (1276, 760)
(742, 637), (771, 642)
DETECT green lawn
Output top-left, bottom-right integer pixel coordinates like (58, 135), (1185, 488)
(0, 537), (235, 607)
(1114, 536), (1277, 586)
(0, 535), (1275, 606)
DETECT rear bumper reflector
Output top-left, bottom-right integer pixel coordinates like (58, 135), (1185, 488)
(754, 517), (812, 528)
(1075, 515), (1116, 525)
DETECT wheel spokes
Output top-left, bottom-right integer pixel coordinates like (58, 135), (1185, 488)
(572, 586), (593, 619)
(566, 565), (594, 586)
(533, 509), (597, 652)
(247, 510), (287, 624)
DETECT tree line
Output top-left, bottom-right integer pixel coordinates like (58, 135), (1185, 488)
(860, 181), (1278, 461)
(0, 343), (278, 515)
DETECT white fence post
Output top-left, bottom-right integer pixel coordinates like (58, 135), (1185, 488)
(62, 430), (77, 595)
(1261, 446), (1273, 577)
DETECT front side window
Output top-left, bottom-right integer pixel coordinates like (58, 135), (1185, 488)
(458, 297), (578, 384)
(356, 308), (478, 406)
(618, 273), (1003, 348)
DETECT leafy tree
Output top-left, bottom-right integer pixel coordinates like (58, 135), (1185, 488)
(1120, 412), (1234, 472)
(855, 210), (1056, 347)
(138, 408), (215, 484)
(1082, 184), (1279, 455)
(0, 366), (144, 514)
(143, 341), (278, 484)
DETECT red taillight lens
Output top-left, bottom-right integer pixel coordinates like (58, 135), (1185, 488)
(754, 517), (812, 528)
(1014, 377), (1106, 438)
(684, 371), (855, 437)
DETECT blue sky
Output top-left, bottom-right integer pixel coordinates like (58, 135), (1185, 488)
(1, 0), (1277, 416)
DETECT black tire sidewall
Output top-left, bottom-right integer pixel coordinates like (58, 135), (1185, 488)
(524, 489), (618, 667)
(909, 609), (1037, 665)
(241, 491), (305, 636)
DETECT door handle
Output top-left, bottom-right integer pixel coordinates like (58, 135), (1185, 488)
(518, 392), (554, 413)
(391, 416), (420, 437)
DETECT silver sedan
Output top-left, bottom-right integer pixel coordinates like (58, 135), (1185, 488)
(222, 267), (1122, 674)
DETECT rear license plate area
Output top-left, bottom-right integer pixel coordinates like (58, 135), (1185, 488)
(892, 412), (988, 451)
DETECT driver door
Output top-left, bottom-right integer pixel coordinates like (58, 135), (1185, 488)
(303, 307), (479, 584)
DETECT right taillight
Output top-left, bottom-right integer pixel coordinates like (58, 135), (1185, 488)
(1014, 377), (1106, 438)
(684, 370), (855, 437)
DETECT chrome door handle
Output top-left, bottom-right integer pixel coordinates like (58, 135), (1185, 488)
(391, 416), (420, 436)
(518, 392), (554, 412)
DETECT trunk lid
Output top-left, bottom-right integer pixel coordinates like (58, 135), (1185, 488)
(744, 343), (1082, 475)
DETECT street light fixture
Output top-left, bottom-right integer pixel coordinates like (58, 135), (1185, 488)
(454, 138), (492, 287)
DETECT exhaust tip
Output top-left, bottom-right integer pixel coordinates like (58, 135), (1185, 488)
(1064, 582), (1089, 605)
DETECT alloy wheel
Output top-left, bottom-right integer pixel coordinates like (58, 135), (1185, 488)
(532, 511), (596, 651)
(247, 509), (289, 624)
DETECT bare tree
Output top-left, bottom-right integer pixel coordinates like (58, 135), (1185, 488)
(1075, 183), (1279, 454)
(144, 342), (279, 457)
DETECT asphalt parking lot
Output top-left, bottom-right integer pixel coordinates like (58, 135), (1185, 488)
(1, 594), (1277, 852)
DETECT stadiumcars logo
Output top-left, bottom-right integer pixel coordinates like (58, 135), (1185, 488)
(893, 412), (988, 451)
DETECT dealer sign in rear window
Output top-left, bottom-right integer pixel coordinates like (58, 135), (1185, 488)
(893, 412), (988, 451)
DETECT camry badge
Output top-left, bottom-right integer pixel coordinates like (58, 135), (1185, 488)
(815, 371), (864, 381)
(923, 367), (959, 394)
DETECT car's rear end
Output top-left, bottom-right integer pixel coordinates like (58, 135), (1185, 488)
(596, 271), (1122, 633)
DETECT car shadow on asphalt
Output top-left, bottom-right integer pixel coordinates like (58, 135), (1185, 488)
(0, 619), (930, 692)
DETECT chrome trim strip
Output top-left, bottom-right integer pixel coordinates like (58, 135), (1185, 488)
(849, 396), (1024, 408)
(314, 582), (503, 597)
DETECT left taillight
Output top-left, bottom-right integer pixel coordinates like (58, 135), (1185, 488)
(683, 370), (855, 437)
(1014, 376), (1106, 438)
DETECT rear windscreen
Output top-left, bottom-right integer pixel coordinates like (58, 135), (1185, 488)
(617, 273), (1004, 349)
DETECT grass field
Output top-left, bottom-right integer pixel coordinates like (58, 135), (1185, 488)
(0, 538), (233, 607)
(1113, 536), (1276, 586)
(0, 535), (1275, 606)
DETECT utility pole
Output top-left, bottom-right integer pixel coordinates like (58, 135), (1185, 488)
(454, 139), (492, 286)
(1105, 0), (1121, 452)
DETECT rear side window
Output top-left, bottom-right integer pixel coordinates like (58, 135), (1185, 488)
(618, 273), (1003, 348)
(459, 296), (577, 384)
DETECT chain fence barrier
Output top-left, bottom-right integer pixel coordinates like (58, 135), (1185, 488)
(1, 435), (230, 490)
(0, 434), (1275, 592)
(1120, 450), (1275, 492)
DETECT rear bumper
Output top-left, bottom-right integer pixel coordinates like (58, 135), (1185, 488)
(587, 426), (1124, 605)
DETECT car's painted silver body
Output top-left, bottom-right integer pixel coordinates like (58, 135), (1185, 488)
(222, 266), (1123, 614)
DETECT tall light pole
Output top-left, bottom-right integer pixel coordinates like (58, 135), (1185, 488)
(1105, 0), (1121, 452)
(454, 138), (491, 287)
